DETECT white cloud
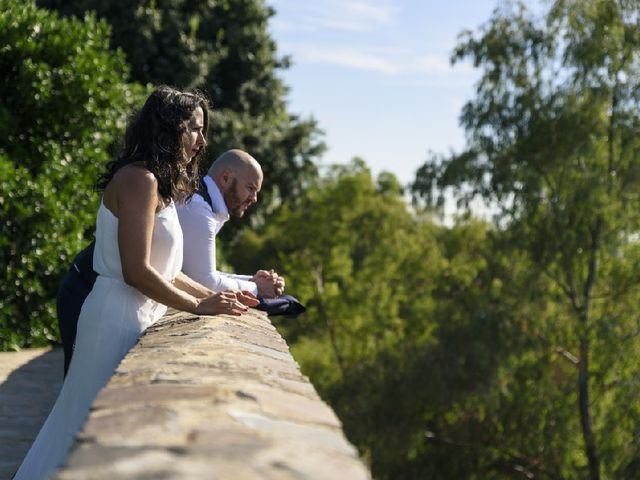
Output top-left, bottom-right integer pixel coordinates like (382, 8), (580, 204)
(314, 16), (382, 33)
(343, 1), (395, 24)
(269, 17), (317, 34)
(270, 0), (396, 33)
(271, 0), (479, 86)
(301, 46), (399, 74)
(284, 43), (476, 81)
(411, 55), (452, 75)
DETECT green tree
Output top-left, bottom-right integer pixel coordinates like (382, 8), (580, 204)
(0, 0), (142, 349)
(261, 160), (632, 478)
(233, 159), (578, 478)
(413, 1), (640, 478)
(337, 224), (578, 479)
(37, 0), (326, 230)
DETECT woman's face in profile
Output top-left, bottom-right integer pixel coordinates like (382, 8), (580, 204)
(183, 107), (206, 161)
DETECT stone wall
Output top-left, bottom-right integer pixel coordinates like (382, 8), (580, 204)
(55, 308), (370, 480)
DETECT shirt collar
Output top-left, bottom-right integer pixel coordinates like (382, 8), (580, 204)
(204, 175), (230, 222)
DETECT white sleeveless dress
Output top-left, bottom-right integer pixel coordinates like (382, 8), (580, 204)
(14, 200), (183, 480)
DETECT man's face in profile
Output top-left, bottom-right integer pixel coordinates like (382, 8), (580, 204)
(223, 169), (262, 217)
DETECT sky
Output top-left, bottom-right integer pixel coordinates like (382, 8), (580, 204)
(267, 0), (528, 187)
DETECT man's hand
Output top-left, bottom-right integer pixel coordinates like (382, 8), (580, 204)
(252, 269), (286, 298)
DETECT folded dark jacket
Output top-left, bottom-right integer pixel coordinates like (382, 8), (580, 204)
(255, 295), (306, 316)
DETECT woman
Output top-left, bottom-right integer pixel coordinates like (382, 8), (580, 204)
(14, 86), (258, 479)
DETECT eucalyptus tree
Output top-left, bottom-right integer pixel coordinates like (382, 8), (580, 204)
(226, 160), (528, 478)
(413, 1), (640, 478)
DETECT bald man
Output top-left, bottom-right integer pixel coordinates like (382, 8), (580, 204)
(177, 149), (285, 298)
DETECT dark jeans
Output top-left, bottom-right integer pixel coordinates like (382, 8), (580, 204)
(56, 267), (92, 376)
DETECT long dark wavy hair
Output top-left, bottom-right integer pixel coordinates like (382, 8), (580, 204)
(97, 86), (210, 202)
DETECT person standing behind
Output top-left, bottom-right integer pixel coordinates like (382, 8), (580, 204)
(14, 86), (258, 480)
(177, 149), (285, 298)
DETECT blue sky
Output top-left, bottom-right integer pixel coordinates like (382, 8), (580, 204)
(267, 0), (534, 186)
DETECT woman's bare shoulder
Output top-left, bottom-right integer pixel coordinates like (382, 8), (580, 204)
(103, 164), (159, 215)
(112, 164), (157, 190)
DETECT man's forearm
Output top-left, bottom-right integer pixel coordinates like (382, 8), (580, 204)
(223, 273), (253, 281)
(218, 272), (258, 295)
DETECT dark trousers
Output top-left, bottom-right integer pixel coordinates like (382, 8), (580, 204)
(56, 267), (92, 376)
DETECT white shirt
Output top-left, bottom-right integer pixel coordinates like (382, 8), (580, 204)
(177, 176), (258, 294)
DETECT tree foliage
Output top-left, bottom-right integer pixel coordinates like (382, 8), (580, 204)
(1, 0), (324, 350)
(5, 0), (640, 477)
(0, 0), (142, 349)
(233, 160), (570, 478)
(413, 0), (640, 478)
(37, 0), (326, 231)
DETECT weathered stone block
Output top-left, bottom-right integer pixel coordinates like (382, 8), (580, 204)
(53, 309), (370, 479)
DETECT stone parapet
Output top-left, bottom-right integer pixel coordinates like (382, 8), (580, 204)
(55, 308), (370, 480)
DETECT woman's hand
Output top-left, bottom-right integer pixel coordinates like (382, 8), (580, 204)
(236, 290), (260, 307)
(195, 290), (252, 316)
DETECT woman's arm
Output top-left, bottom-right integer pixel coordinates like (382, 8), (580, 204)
(171, 272), (214, 299)
(171, 272), (259, 307)
(104, 166), (248, 315)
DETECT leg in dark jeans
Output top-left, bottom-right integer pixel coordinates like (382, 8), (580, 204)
(56, 268), (92, 377)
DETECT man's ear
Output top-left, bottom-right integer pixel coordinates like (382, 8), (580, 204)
(219, 168), (233, 190)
